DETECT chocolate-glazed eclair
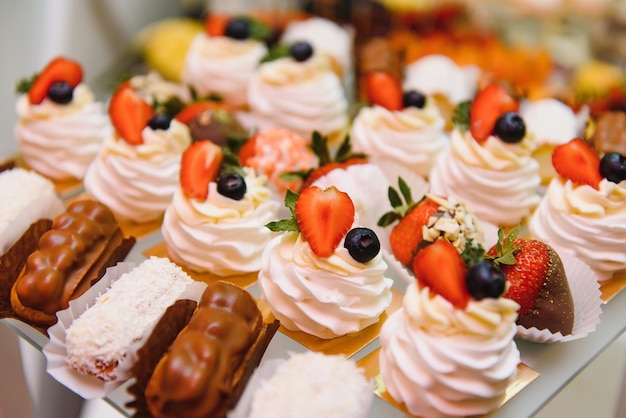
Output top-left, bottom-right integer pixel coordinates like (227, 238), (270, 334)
(144, 281), (279, 418)
(10, 199), (135, 328)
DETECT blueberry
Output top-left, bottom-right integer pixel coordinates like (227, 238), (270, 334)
(147, 114), (171, 131)
(344, 228), (380, 263)
(289, 41), (314, 62)
(494, 112), (526, 143)
(402, 90), (426, 109)
(224, 18), (251, 40)
(47, 81), (73, 104)
(217, 172), (246, 200)
(465, 261), (506, 300)
(600, 152), (626, 183)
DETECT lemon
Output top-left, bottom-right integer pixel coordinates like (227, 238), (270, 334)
(136, 18), (204, 82)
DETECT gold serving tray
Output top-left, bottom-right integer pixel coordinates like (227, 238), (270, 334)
(144, 241), (259, 289)
(257, 288), (404, 358)
(357, 347), (540, 418)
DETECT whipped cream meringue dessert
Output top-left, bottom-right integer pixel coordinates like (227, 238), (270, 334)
(429, 84), (541, 227)
(379, 237), (520, 418)
(258, 186), (392, 339)
(529, 138), (626, 282)
(247, 42), (349, 141)
(162, 140), (280, 277)
(181, 17), (268, 108)
(84, 83), (191, 223)
(15, 57), (109, 181)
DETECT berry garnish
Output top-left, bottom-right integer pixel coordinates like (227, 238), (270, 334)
(378, 178), (440, 266)
(180, 140), (224, 200)
(411, 238), (470, 309)
(109, 82), (155, 145)
(402, 90), (426, 109)
(147, 114), (172, 131)
(344, 227), (380, 263)
(204, 13), (230, 37)
(493, 112), (526, 143)
(224, 18), (251, 40)
(465, 261), (506, 300)
(300, 132), (368, 189)
(599, 152), (626, 183)
(174, 101), (223, 125)
(47, 81), (74, 104)
(26, 57), (83, 105)
(364, 71), (403, 111)
(296, 186), (355, 258)
(217, 172), (247, 200)
(470, 84), (519, 143)
(290, 41), (314, 62)
(552, 138), (602, 189)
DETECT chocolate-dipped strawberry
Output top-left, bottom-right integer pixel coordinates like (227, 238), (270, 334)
(488, 227), (575, 335)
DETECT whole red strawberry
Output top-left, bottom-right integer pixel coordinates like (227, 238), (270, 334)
(378, 178), (440, 266)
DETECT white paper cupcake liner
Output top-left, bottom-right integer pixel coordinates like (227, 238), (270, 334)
(43, 262), (207, 399)
(516, 253), (602, 343)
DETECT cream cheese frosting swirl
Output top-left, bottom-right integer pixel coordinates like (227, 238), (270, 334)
(181, 33), (267, 107)
(162, 167), (280, 276)
(529, 178), (626, 281)
(350, 102), (447, 179)
(258, 230), (392, 339)
(15, 85), (109, 180)
(247, 55), (349, 139)
(379, 282), (520, 418)
(83, 120), (191, 222)
(429, 129), (541, 226)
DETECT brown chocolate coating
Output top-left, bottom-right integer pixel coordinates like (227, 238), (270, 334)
(358, 37), (402, 81)
(145, 282), (263, 418)
(591, 111), (626, 155)
(12, 200), (127, 319)
(516, 247), (575, 335)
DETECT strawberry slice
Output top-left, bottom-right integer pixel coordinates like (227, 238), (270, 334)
(180, 140), (224, 200)
(411, 238), (470, 309)
(28, 57), (83, 105)
(295, 186), (355, 258)
(552, 138), (602, 189)
(238, 135), (258, 167)
(109, 82), (155, 145)
(470, 84), (518, 143)
(204, 13), (230, 37)
(364, 71), (403, 111)
(174, 101), (224, 125)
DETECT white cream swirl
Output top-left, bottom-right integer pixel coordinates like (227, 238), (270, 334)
(350, 103), (447, 179)
(403, 55), (480, 105)
(15, 85), (109, 180)
(181, 33), (267, 107)
(529, 178), (626, 281)
(162, 168), (280, 276)
(429, 129), (541, 226)
(247, 55), (349, 139)
(379, 283), (520, 418)
(83, 120), (191, 222)
(258, 231), (392, 339)
(129, 71), (191, 106)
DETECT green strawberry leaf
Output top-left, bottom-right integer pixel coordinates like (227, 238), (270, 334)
(452, 100), (471, 132)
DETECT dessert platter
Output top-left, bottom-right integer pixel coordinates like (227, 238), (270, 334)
(2, 1), (626, 417)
